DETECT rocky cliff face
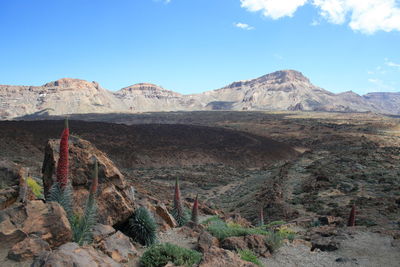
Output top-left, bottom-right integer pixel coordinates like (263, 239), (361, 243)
(0, 78), (125, 119)
(114, 83), (201, 112)
(0, 71), (398, 119)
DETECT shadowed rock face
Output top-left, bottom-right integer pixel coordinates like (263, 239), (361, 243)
(42, 136), (135, 226)
(1, 70), (399, 119)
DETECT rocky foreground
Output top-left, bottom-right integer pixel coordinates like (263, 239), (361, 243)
(0, 111), (400, 266)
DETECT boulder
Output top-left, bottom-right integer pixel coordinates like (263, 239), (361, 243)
(222, 234), (270, 257)
(0, 201), (72, 248)
(92, 224), (116, 243)
(0, 159), (31, 208)
(197, 231), (219, 253)
(8, 236), (51, 261)
(155, 203), (177, 228)
(98, 231), (137, 263)
(32, 242), (120, 267)
(42, 137), (135, 225)
(199, 247), (257, 267)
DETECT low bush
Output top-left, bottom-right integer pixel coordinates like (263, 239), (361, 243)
(238, 249), (263, 266)
(140, 243), (202, 267)
(265, 231), (284, 253)
(206, 219), (268, 240)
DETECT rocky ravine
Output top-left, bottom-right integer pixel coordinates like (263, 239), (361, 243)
(1, 70), (400, 119)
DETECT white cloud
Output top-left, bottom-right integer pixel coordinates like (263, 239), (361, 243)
(240, 0), (400, 34)
(385, 59), (400, 68)
(234, 22), (255, 30)
(240, 0), (308, 19)
(313, 0), (400, 34)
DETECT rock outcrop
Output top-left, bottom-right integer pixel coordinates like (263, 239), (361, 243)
(32, 242), (120, 267)
(0, 201), (72, 248)
(42, 136), (135, 226)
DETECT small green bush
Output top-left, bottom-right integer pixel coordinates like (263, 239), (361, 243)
(265, 231), (284, 253)
(26, 177), (43, 198)
(126, 207), (157, 246)
(206, 219), (268, 240)
(140, 243), (202, 267)
(238, 249), (263, 266)
(201, 215), (221, 225)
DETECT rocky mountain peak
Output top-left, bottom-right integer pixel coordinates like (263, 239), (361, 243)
(257, 70), (310, 84)
(43, 78), (100, 90)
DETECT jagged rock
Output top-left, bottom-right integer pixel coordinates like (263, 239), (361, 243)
(197, 231), (219, 253)
(32, 242), (120, 267)
(222, 234), (270, 257)
(42, 136), (135, 225)
(8, 236), (51, 261)
(0, 159), (28, 208)
(199, 247), (257, 267)
(318, 216), (342, 226)
(0, 215), (28, 247)
(92, 224), (116, 243)
(311, 236), (341, 251)
(155, 203), (178, 228)
(223, 213), (252, 227)
(0, 201), (71, 248)
(98, 231), (137, 263)
(0, 186), (19, 211)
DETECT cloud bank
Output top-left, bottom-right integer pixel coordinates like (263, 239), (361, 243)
(240, 0), (400, 34)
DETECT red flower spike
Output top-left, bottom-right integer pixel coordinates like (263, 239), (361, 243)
(191, 194), (199, 225)
(56, 118), (69, 189)
(347, 205), (356, 227)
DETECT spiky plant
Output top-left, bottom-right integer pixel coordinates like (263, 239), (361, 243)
(172, 178), (188, 226)
(347, 204), (356, 227)
(126, 207), (157, 246)
(72, 159), (98, 245)
(48, 118), (73, 219)
(191, 194), (199, 225)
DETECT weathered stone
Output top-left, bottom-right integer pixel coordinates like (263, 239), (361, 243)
(318, 216), (342, 226)
(221, 236), (248, 251)
(197, 231), (219, 253)
(311, 236), (340, 251)
(8, 236), (51, 261)
(32, 242), (120, 267)
(99, 231), (137, 263)
(155, 203), (177, 228)
(0, 186), (19, 210)
(222, 234), (270, 257)
(199, 247), (257, 267)
(0, 200), (72, 248)
(42, 137), (135, 225)
(92, 224), (116, 243)
(0, 216), (27, 247)
(22, 201), (72, 248)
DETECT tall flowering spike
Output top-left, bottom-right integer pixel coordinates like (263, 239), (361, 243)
(56, 118), (69, 189)
(259, 207), (264, 226)
(174, 177), (182, 210)
(173, 177), (187, 226)
(347, 205), (356, 227)
(90, 159), (99, 195)
(191, 194), (199, 225)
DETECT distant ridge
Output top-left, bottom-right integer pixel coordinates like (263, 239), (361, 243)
(1, 70), (399, 119)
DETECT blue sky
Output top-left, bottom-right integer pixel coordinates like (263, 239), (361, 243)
(0, 0), (399, 95)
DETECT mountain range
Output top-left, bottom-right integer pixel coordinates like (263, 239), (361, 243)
(1, 70), (399, 119)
